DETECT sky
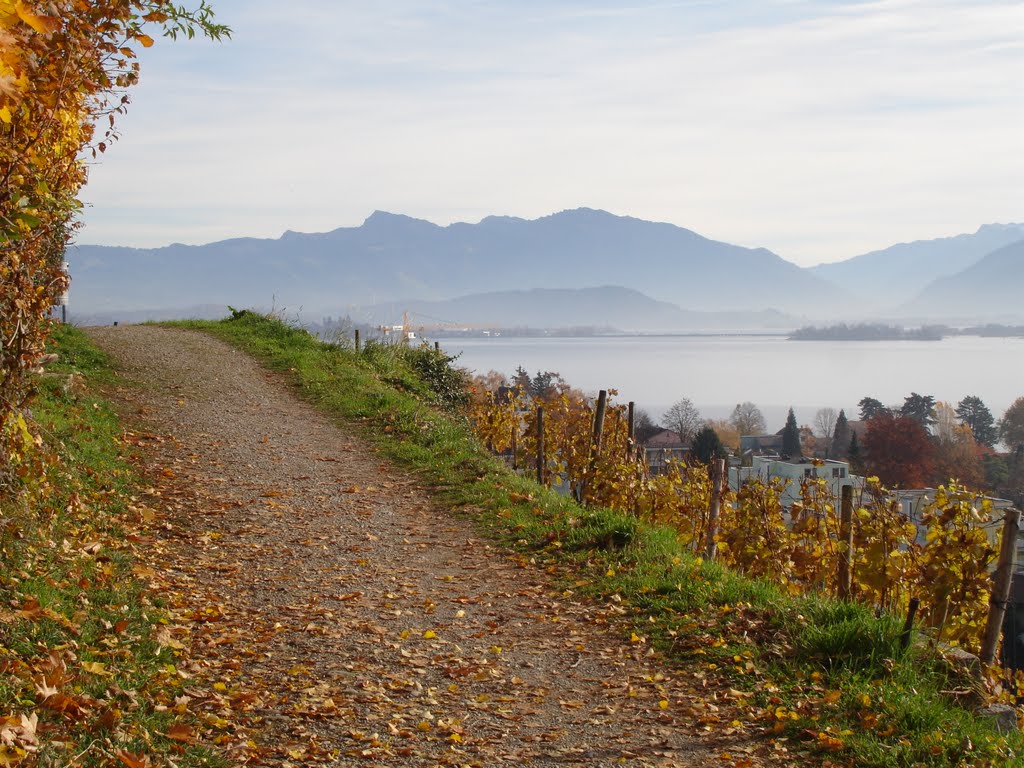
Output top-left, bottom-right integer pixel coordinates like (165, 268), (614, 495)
(77, 0), (1024, 267)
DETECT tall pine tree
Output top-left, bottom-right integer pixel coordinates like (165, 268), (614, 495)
(782, 407), (801, 457)
(848, 431), (864, 474)
(831, 409), (851, 459)
(956, 395), (997, 447)
(691, 426), (725, 465)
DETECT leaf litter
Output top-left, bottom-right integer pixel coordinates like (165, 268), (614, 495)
(88, 325), (781, 767)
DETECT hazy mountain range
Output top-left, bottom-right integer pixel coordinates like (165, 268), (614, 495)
(810, 223), (1024, 313)
(902, 239), (1024, 321)
(68, 209), (1024, 330)
(359, 287), (796, 332)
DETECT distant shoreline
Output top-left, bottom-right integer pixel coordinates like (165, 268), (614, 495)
(430, 330), (793, 339)
(789, 323), (1024, 342)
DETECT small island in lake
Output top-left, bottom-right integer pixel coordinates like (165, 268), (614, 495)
(789, 323), (946, 341)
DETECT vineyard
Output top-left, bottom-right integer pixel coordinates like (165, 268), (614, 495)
(469, 382), (1016, 655)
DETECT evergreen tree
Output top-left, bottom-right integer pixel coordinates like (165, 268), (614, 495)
(848, 431), (863, 474)
(781, 407), (801, 457)
(858, 396), (887, 421)
(900, 392), (937, 428)
(1000, 397), (1024, 451)
(512, 366), (531, 397)
(956, 395), (997, 447)
(691, 426), (725, 465)
(530, 371), (554, 399)
(831, 409), (851, 459)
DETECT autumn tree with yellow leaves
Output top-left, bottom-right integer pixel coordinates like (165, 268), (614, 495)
(0, 1), (227, 484)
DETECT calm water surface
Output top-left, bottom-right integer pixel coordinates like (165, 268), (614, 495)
(441, 335), (1024, 430)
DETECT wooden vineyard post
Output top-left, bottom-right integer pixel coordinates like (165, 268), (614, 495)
(354, 329), (361, 352)
(536, 406), (546, 486)
(900, 597), (921, 651)
(511, 422), (518, 471)
(704, 458), (726, 560)
(434, 341), (440, 352)
(627, 401), (636, 458)
(580, 390), (608, 504)
(981, 508), (1021, 664)
(838, 484), (855, 601)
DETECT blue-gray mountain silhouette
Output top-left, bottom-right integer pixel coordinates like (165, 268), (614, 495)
(902, 239), (1024, 321)
(359, 286), (796, 332)
(811, 223), (1024, 310)
(68, 208), (842, 321)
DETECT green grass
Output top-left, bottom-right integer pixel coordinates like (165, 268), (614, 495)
(174, 311), (1020, 767)
(0, 323), (225, 767)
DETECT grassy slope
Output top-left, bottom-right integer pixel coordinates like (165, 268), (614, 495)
(178, 312), (1018, 767)
(0, 325), (224, 767)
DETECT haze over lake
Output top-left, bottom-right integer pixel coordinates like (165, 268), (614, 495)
(443, 335), (1024, 431)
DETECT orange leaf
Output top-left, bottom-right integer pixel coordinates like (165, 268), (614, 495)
(42, 693), (87, 718)
(115, 750), (151, 768)
(165, 723), (193, 742)
(134, 33), (154, 48)
(15, 1), (60, 34)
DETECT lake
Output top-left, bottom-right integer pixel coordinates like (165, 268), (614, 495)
(440, 334), (1024, 431)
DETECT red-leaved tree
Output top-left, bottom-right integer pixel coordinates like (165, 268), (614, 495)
(863, 411), (935, 488)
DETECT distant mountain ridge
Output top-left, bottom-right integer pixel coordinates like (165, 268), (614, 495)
(68, 208), (844, 324)
(810, 223), (1024, 311)
(68, 209), (1024, 327)
(903, 240), (1024, 321)
(358, 286), (797, 332)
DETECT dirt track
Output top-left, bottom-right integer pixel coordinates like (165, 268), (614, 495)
(87, 325), (764, 767)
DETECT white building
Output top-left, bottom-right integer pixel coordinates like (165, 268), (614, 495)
(729, 455), (858, 507)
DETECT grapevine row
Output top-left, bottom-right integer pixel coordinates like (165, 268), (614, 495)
(469, 383), (1003, 651)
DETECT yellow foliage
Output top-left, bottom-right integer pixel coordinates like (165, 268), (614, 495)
(0, 0), (227, 486)
(471, 391), (1005, 650)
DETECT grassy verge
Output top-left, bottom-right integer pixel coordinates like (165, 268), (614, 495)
(179, 311), (1019, 767)
(0, 324), (224, 767)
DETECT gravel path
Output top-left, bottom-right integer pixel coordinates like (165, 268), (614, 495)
(86, 325), (763, 767)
